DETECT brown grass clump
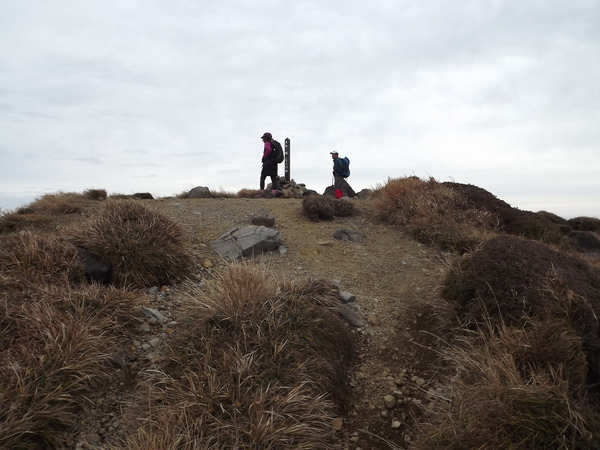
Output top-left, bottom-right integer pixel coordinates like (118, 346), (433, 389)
(444, 182), (572, 248)
(65, 201), (194, 288)
(371, 177), (497, 253)
(444, 235), (600, 325)
(0, 284), (142, 449)
(210, 189), (238, 198)
(412, 319), (597, 449)
(0, 212), (57, 234)
(0, 190), (107, 234)
(119, 263), (356, 449)
(237, 188), (260, 198)
(0, 231), (85, 297)
(82, 188), (108, 200)
(444, 234), (600, 381)
(17, 191), (105, 215)
(301, 195), (358, 221)
(569, 216), (600, 233)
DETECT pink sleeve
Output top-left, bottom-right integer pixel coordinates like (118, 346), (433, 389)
(263, 141), (272, 158)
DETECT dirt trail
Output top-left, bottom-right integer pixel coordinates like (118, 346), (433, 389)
(145, 196), (449, 449)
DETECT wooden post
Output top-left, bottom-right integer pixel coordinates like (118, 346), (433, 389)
(284, 138), (291, 181)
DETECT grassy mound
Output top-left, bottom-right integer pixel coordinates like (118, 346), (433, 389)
(413, 319), (597, 449)
(444, 182), (571, 248)
(371, 177), (497, 253)
(301, 195), (359, 221)
(119, 263), (356, 449)
(0, 231), (85, 297)
(65, 201), (194, 288)
(443, 235), (600, 371)
(0, 284), (141, 449)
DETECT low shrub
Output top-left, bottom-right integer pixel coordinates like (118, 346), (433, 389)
(569, 216), (600, 233)
(444, 182), (571, 248)
(237, 188), (260, 198)
(65, 201), (193, 288)
(444, 234), (600, 381)
(301, 195), (358, 221)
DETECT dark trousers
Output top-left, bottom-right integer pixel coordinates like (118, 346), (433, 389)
(334, 175), (356, 197)
(260, 164), (278, 190)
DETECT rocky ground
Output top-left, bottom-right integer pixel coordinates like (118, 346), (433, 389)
(66, 196), (450, 450)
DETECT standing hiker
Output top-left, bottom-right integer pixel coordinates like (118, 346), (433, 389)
(330, 151), (356, 198)
(259, 132), (278, 197)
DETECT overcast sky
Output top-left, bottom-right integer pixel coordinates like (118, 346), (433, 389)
(1, 0), (599, 218)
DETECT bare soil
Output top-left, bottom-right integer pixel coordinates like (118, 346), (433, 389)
(144, 196), (450, 449)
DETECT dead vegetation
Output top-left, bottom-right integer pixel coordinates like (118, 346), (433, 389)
(117, 265), (356, 449)
(1, 178), (600, 449)
(368, 177), (600, 448)
(370, 177), (498, 253)
(64, 201), (194, 288)
(301, 195), (359, 221)
(0, 282), (142, 449)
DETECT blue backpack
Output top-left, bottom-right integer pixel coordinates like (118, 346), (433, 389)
(340, 156), (350, 177)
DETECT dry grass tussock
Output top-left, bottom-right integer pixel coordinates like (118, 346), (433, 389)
(371, 176), (497, 253)
(301, 195), (358, 221)
(0, 190), (107, 234)
(412, 317), (597, 449)
(118, 263), (356, 449)
(16, 190), (106, 215)
(0, 231), (85, 298)
(0, 284), (142, 449)
(64, 200), (194, 288)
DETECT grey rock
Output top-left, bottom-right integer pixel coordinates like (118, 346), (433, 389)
(356, 188), (373, 199)
(132, 192), (154, 199)
(209, 225), (281, 260)
(384, 394), (397, 409)
(76, 247), (112, 285)
(187, 186), (211, 199)
(141, 307), (167, 323)
(333, 228), (366, 242)
(340, 291), (356, 303)
(338, 304), (364, 327)
(251, 207), (276, 227)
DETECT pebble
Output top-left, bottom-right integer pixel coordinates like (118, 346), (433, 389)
(331, 417), (343, 431)
(384, 394), (397, 409)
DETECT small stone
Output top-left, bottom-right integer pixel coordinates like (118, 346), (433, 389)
(339, 291), (356, 303)
(148, 337), (161, 347)
(142, 307), (166, 323)
(384, 394), (397, 409)
(391, 420), (402, 429)
(367, 313), (379, 326)
(331, 417), (343, 431)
